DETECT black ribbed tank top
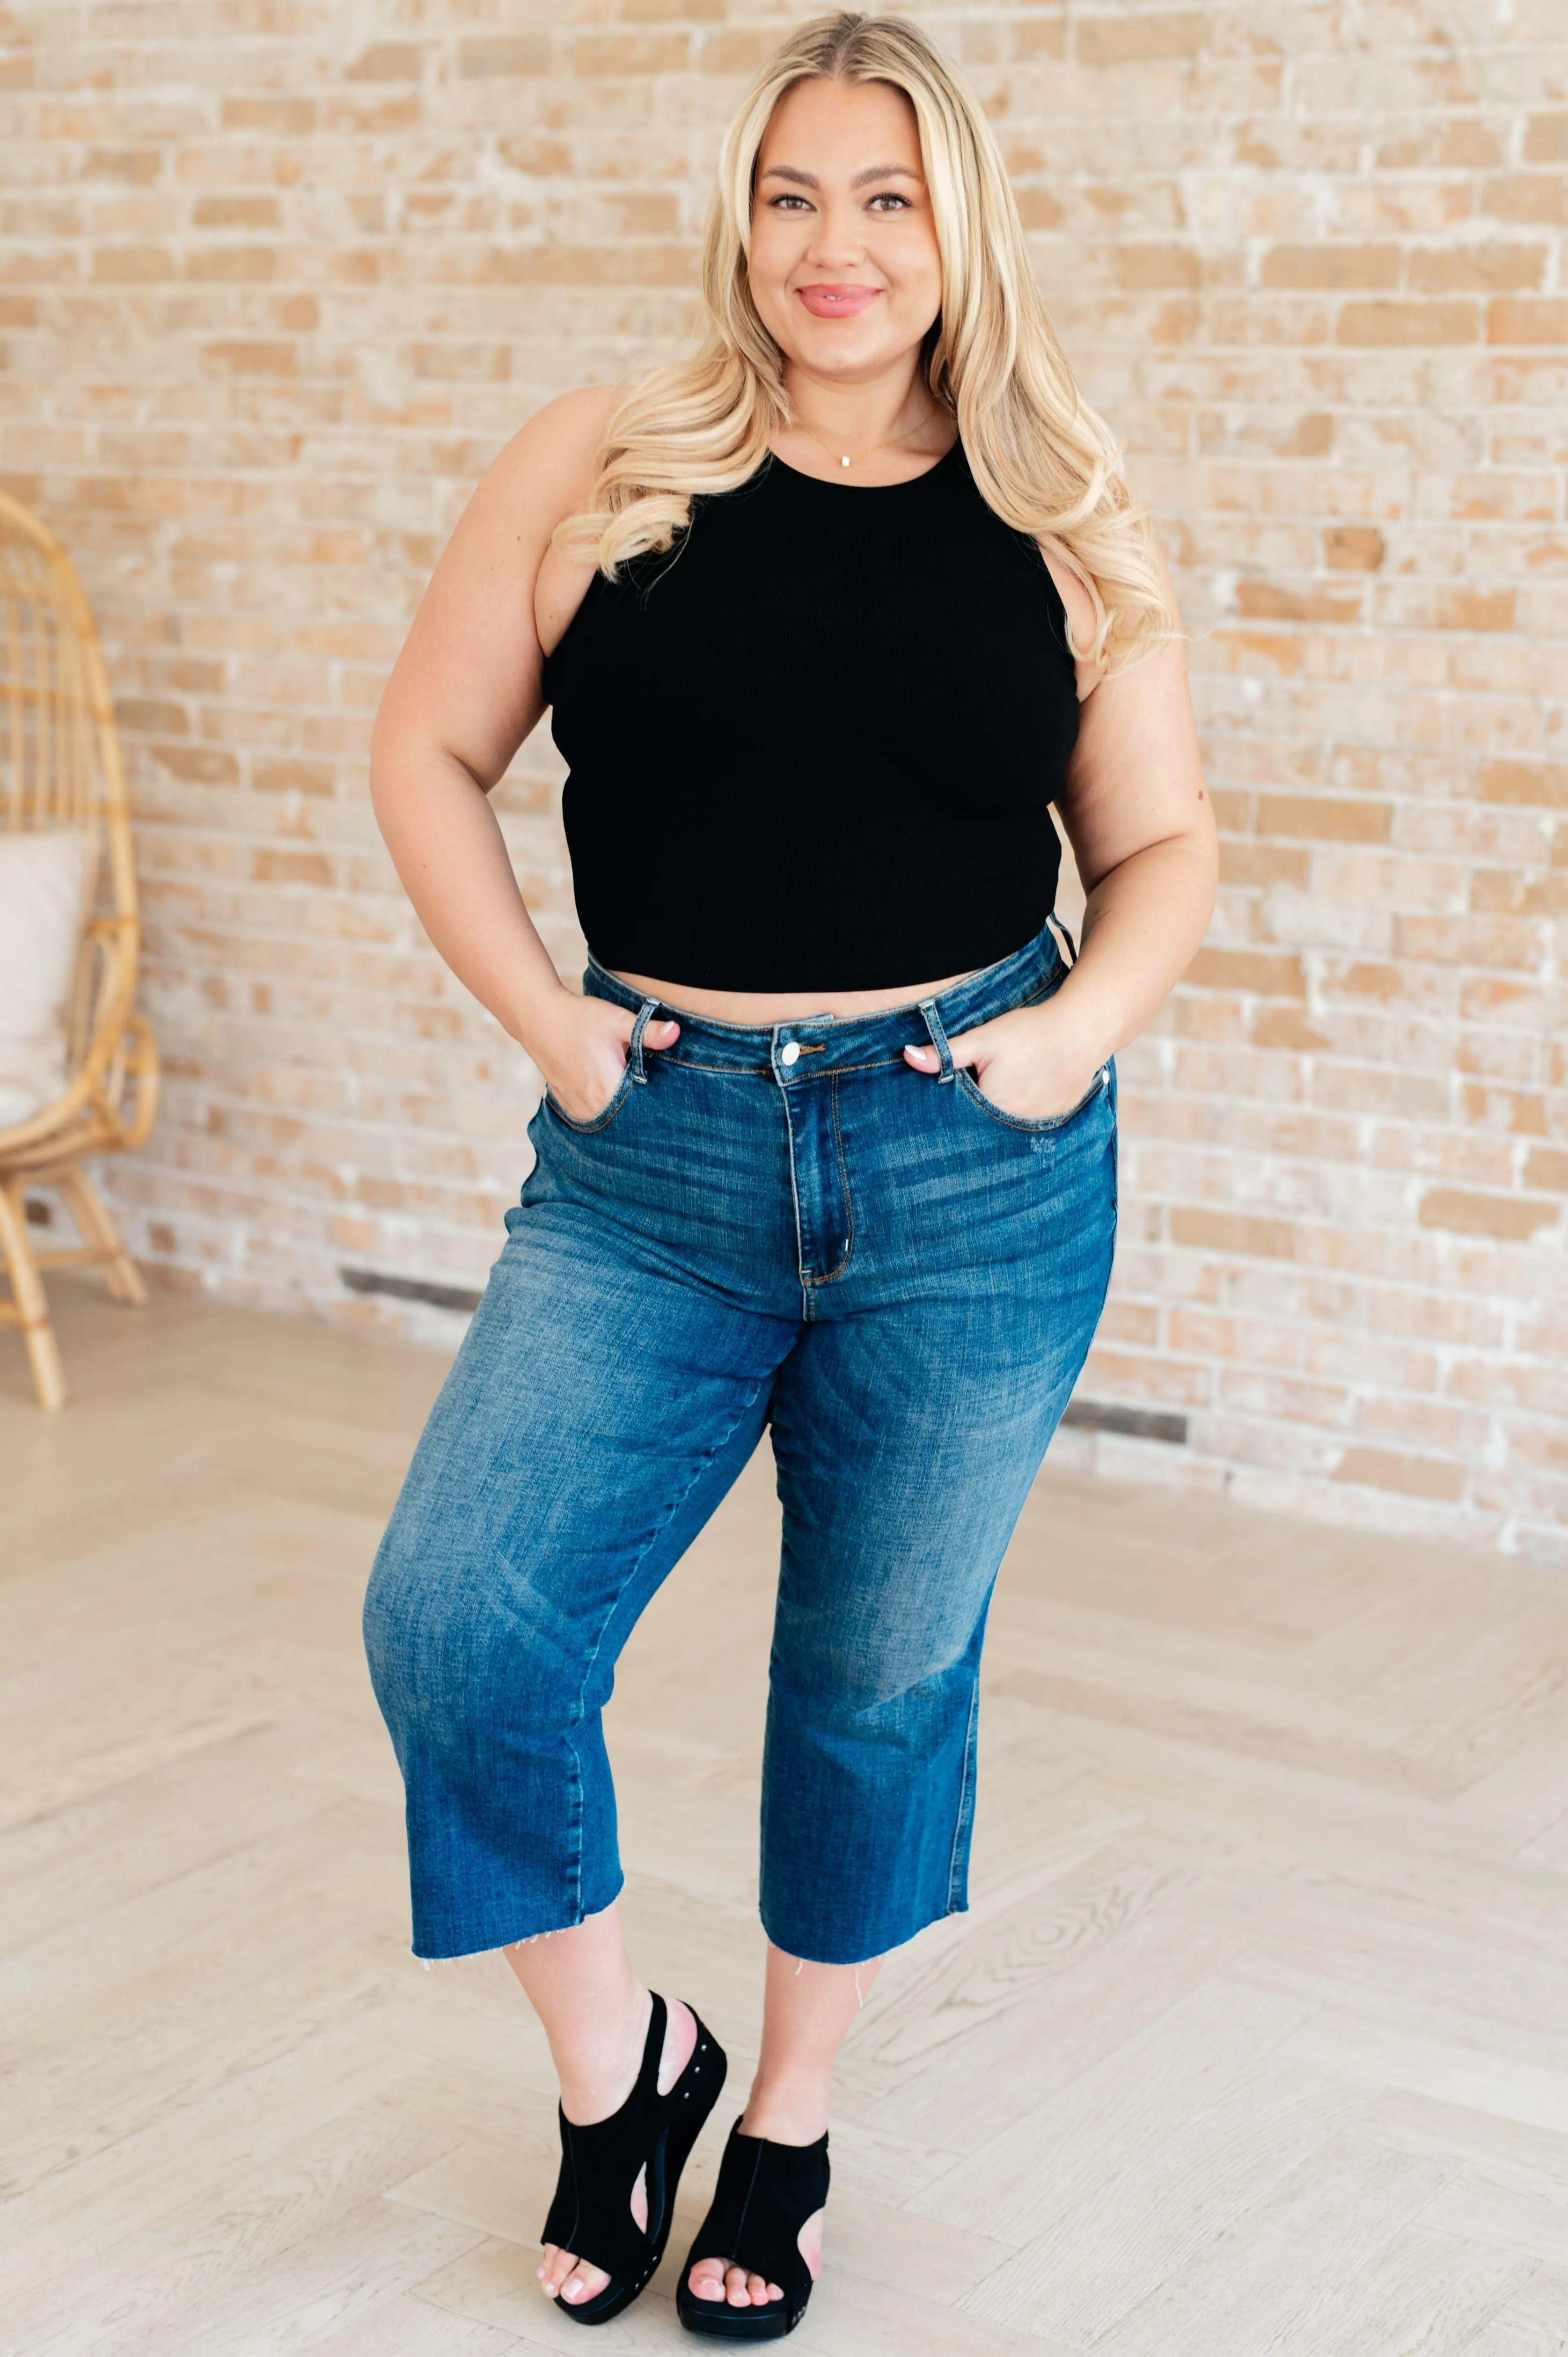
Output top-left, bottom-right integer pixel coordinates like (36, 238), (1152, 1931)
(542, 437), (1080, 992)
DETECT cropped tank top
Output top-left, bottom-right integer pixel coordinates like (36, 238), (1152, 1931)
(542, 437), (1080, 992)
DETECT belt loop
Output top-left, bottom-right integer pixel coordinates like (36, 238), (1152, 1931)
(627, 994), (660, 1083)
(1048, 909), (1079, 968)
(917, 995), (955, 1083)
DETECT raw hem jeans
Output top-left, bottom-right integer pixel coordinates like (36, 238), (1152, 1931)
(363, 917), (1117, 1966)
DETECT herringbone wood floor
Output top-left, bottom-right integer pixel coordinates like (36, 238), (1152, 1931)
(4, 1282), (1568, 2355)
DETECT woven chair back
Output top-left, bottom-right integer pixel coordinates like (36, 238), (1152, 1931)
(0, 490), (139, 1072)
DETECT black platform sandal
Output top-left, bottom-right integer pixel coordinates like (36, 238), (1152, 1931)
(674, 2116), (830, 2340)
(542, 1992), (726, 2326)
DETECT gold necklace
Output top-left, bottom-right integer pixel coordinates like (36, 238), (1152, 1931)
(787, 406), (941, 472)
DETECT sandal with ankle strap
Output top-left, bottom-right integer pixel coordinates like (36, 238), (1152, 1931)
(542, 1992), (727, 2326)
(675, 2116), (830, 2339)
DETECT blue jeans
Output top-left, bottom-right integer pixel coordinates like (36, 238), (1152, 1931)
(364, 918), (1117, 1965)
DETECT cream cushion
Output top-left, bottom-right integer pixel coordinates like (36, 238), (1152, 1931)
(0, 828), (97, 1126)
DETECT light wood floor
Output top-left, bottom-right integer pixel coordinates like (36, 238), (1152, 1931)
(5, 1283), (1568, 2356)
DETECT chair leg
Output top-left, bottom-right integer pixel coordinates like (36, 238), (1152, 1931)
(56, 1166), (148, 1306)
(0, 1178), (66, 1410)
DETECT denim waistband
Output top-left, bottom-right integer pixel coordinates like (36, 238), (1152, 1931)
(583, 917), (1070, 1080)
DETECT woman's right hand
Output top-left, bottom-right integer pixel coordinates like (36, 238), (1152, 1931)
(526, 991), (680, 1124)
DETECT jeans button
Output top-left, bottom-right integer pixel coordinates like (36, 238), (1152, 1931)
(780, 1041), (801, 1066)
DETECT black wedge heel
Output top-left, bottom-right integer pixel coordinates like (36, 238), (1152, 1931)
(542, 1992), (727, 2326)
(675, 2117), (830, 2340)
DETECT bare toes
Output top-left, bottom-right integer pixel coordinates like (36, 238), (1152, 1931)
(559, 2260), (611, 2305)
(689, 2258), (727, 2302)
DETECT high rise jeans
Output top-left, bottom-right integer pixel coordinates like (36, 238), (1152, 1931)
(363, 917), (1117, 1966)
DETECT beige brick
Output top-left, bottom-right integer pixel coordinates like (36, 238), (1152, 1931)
(1282, 412), (1335, 458)
(1170, 1208), (1300, 1261)
(1337, 300), (1479, 344)
(116, 697), (188, 736)
(1075, 13), (1208, 65)
(1080, 1347), (1212, 1407)
(1218, 842), (1311, 888)
(1251, 1008), (1331, 1052)
(1477, 760), (1568, 808)
(1013, 21), (1068, 61)
(1261, 245), (1400, 290)
(153, 745), (239, 785)
(699, 28), (783, 73)
(498, 136), (572, 177)
(497, 245), (695, 288)
(254, 761), (337, 798)
(1332, 1448), (1466, 1502)
(92, 244), (175, 282)
(1255, 795), (1392, 842)
(1311, 961), (1396, 999)
(1487, 298), (1568, 344)
(84, 148), (161, 184)
(572, 33), (689, 77)
(1424, 587), (1517, 632)
(202, 340), (296, 376)
(1522, 116), (1568, 164)
(1418, 1188), (1560, 1242)
(193, 196), (280, 230)
(1016, 188), (1065, 230)
(1524, 1146), (1568, 1194)
(1470, 867), (1568, 919)
(188, 246), (278, 283)
(221, 96), (313, 133)
(1482, 172), (1568, 225)
(459, 35), (550, 78)
(1235, 582), (1363, 623)
(1322, 526), (1385, 570)
(1409, 242), (1547, 292)
(252, 848), (334, 888)
(1399, 914), (1548, 970)
(1186, 947), (1307, 998)
(1097, 1299), (1161, 1347)
(1375, 121), (1498, 170)
(347, 44), (425, 81)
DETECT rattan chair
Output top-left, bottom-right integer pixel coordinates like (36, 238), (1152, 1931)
(0, 489), (159, 1409)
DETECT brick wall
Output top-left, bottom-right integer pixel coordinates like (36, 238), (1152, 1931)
(2, 2), (1563, 1559)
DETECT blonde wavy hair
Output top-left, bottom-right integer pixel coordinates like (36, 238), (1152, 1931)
(553, 10), (1176, 673)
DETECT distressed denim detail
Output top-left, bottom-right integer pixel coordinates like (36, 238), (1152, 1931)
(363, 917), (1116, 1966)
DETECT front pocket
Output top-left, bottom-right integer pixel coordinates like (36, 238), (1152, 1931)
(956, 1061), (1110, 1135)
(543, 1065), (634, 1134)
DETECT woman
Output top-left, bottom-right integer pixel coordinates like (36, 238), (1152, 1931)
(364, 10), (1215, 2339)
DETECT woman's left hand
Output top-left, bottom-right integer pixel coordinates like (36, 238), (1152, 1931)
(903, 1002), (1106, 1121)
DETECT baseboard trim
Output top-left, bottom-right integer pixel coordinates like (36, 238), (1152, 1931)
(339, 1266), (483, 1314)
(1061, 1398), (1188, 1446)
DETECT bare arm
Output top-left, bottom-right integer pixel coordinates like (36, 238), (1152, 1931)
(1037, 550), (1217, 1069)
(906, 545), (1217, 1114)
(368, 386), (680, 1118)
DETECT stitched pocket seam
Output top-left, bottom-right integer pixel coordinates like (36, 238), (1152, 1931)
(956, 1065), (1108, 1135)
(543, 1069), (634, 1135)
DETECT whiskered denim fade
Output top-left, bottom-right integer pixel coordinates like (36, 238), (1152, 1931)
(363, 918), (1117, 1966)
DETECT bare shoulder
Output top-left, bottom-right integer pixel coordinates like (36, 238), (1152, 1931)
(1040, 533), (1184, 706)
(474, 384), (630, 531)
(1037, 547), (1106, 705)
(375, 386), (631, 780)
(511, 383), (628, 465)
